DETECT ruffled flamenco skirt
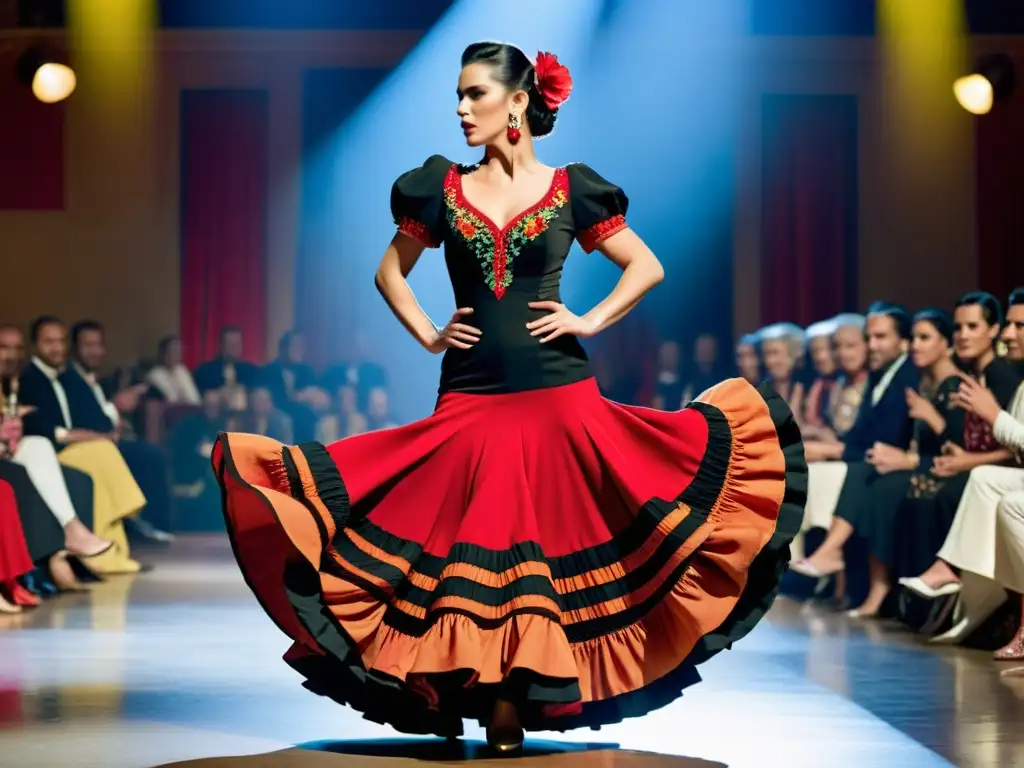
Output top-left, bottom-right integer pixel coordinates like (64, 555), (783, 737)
(213, 377), (805, 736)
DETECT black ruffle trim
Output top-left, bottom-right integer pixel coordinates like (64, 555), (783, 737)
(216, 380), (807, 735)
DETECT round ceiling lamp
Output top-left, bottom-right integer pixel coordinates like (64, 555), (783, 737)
(16, 45), (76, 104)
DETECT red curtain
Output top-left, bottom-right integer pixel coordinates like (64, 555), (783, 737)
(179, 89), (269, 367)
(976, 97), (1024, 297)
(760, 94), (858, 326)
(0, 47), (65, 210)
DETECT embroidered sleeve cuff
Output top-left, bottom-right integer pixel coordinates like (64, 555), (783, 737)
(577, 215), (628, 253)
(395, 218), (440, 249)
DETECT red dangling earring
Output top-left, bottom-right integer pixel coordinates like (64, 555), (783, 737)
(507, 112), (522, 144)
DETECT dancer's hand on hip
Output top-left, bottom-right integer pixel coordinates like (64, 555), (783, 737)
(428, 308), (481, 353)
(526, 301), (597, 343)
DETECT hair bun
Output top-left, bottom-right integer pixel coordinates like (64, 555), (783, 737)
(533, 51), (573, 110)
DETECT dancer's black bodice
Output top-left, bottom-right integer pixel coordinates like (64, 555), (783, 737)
(391, 156), (630, 395)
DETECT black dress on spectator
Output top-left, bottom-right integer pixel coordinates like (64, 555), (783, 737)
(60, 366), (174, 532)
(834, 375), (961, 573)
(891, 358), (1022, 576)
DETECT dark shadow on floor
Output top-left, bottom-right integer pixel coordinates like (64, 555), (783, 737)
(156, 740), (728, 767)
(300, 737), (619, 759)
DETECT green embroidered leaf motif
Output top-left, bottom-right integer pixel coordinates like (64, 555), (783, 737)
(444, 178), (568, 296)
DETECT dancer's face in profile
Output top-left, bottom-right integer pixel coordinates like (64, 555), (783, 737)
(456, 63), (527, 147)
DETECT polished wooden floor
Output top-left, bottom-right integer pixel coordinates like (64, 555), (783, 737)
(1, 536), (1022, 768)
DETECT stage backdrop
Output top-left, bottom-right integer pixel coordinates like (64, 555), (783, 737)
(296, 67), (391, 369)
(759, 93), (859, 326)
(0, 47), (65, 210)
(976, 85), (1024, 298)
(179, 89), (270, 368)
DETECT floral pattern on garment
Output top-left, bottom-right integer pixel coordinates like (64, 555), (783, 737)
(443, 167), (569, 299)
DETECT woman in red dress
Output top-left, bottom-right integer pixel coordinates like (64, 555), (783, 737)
(214, 42), (805, 751)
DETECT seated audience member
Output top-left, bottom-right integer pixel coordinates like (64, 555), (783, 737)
(170, 388), (227, 527)
(320, 330), (387, 410)
(0, 479), (36, 613)
(67, 320), (174, 541)
(366, 387), (397, 431)
(193, 326), (263, 410)
(790, 302), (918, 560)
(896, 293), (1020, 594)
(793, 310), (960, 616)
(896, 289), (1024, 642)
(1006, 287), (1024, 374)
(100, 359), (151, 438)
(0, 456), (86, 593)
(823, 315), (871, 440)
(1, 325), (109, 560)
(682, 333), (726, 405)
(317, 385), (368, 443)
(801, 319), (839, 434)
(758, 323), (806, 417)
(262, 331), (330, 443)
(651, 340), (683, 410)
(734, 333), (760, 385)
(172, 389), (226, 487)
(146, 335), (201, 405)
(231, 387), (293, 444)
(19, 316), (147, 574)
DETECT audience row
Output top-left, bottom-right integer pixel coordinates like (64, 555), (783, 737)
(0, 317), (401, 614)
(744, 290), (1024, 665)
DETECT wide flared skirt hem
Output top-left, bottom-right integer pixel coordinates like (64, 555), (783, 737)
(213, 377), (806, 735)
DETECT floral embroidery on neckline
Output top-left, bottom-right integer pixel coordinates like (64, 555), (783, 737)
(443, 165), (569, 299)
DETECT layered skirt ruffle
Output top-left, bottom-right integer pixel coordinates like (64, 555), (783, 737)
(213, 377), (805, 735)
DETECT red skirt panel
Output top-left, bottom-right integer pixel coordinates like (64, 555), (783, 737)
(213, 377), (805, 735)
(0, 479), (34, 582)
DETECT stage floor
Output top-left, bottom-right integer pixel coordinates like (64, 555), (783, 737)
(1, 535), (1022, 768)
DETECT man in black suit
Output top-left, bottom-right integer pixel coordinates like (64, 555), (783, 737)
(193, 326), (263, 394)
(791, 301), (920, 560)
(66, 320), (174, 541)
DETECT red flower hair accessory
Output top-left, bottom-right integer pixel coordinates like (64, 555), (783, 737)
(534, 51), (573, 110)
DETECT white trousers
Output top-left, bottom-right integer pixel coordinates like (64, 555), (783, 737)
(995, 490), (1024, 594)
(12, 435), (78, 527)
(939, 465), (1024, 580)
(791, 461), (848, 559)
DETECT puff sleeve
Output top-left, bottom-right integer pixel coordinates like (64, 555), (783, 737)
(389, 154), (452, 248)
(567, 163), (630, 253)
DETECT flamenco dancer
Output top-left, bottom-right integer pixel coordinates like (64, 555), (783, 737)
(213, 42), (805, 752)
